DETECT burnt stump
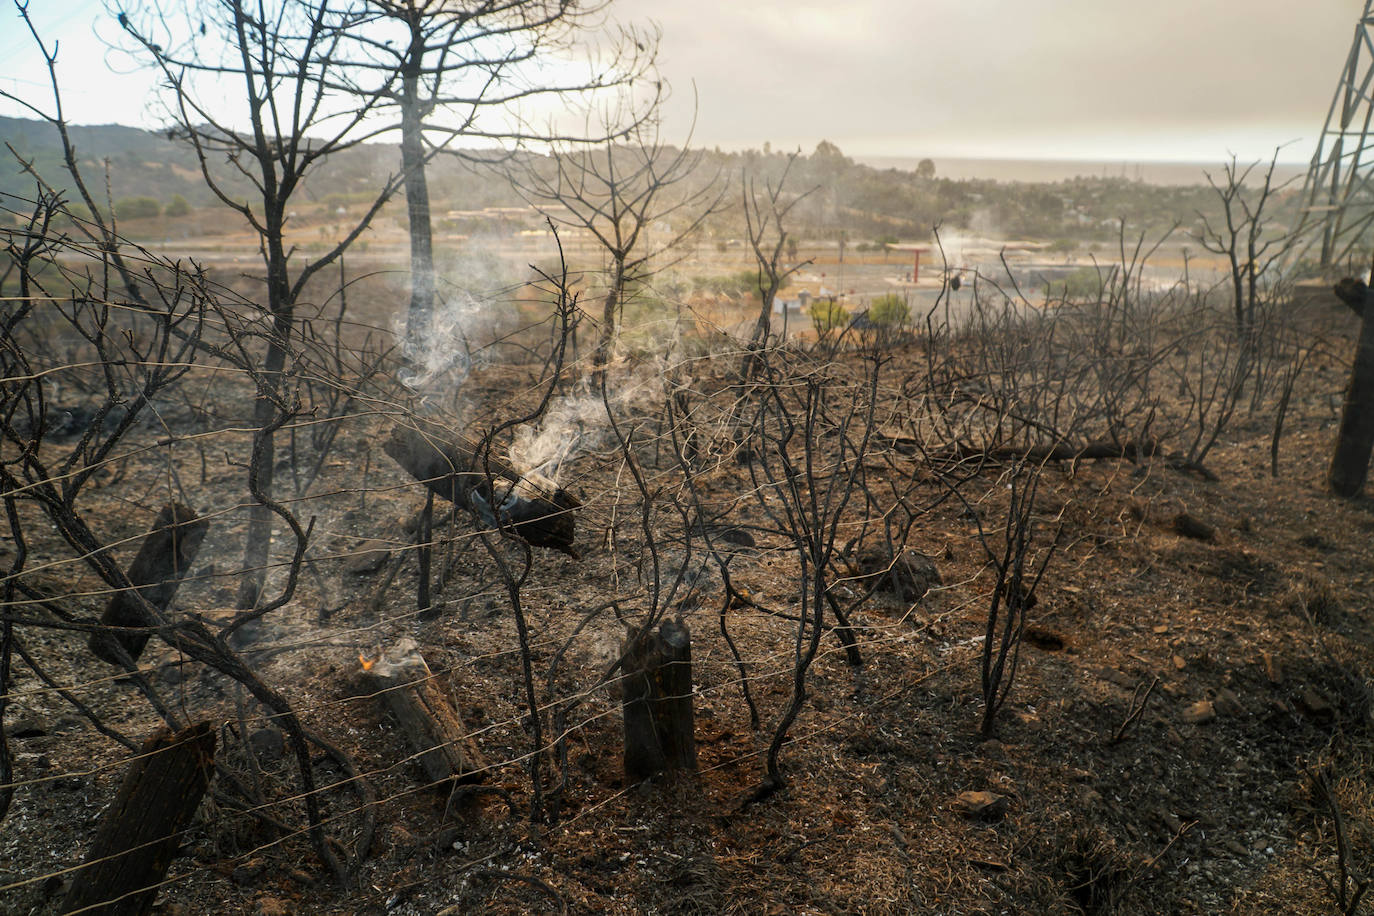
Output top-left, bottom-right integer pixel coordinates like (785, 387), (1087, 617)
(622, 620), (697, 783)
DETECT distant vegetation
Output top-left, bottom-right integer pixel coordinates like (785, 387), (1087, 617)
(1044, 265), (1112, 300)
(808, 297), (849, 332)
(115, 196), (161, 220)
(868, 292), (911, 325)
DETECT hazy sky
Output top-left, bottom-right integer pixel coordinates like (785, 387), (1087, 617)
(0, 0), (1362, 164)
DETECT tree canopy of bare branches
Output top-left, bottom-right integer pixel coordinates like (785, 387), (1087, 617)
(741, 152), (815, 376)
(113, 0), (410, 608)
(329, 0), (662, 347)
(510, 111), (725, 382)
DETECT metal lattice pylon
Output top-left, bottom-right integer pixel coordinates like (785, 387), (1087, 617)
(1289, 1), (1374, 270)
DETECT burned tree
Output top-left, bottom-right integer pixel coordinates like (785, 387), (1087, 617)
(1329, 264), (1374, 497)
(332, 0), (661, 348)
(1196, 152), (1289, 343)
(115, 0), (406, 611)
(741, 152), (815, 377)
(744, 347), (883, 796)
(511, 114), (725, 383)
(977, 467), (1057, 736)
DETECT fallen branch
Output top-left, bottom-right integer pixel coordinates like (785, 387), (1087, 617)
(919, 438), (1160, 467)
(384, 417), (580, 557)
(1110, 676), (1160, 745)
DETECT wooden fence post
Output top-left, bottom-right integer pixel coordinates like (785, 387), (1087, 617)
(622, 620), (697, 783)
(89, 504), (208, 665)
(62, 721), (215, 916)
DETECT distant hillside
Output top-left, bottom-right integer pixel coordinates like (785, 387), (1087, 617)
(0, 117), (1240, 244)
(0, 116), (211, 204)
(0, 116), (521, 216)
(689, 142), (1232, 241)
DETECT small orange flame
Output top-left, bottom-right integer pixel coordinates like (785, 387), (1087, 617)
(359, 652), (375, 672)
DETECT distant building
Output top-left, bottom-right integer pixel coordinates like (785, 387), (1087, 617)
(771, 289), (813, 337)
(772, 288), (812, 315)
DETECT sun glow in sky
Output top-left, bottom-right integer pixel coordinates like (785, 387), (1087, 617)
(0, 0), (1361, 165)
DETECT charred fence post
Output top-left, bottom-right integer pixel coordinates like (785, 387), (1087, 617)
(89, 504), (209, 665)
(622, 620), (697, 783)
(1328, 276), (1374, 497)
(62, 721), (215, 916)
(360, 638), (487, 786)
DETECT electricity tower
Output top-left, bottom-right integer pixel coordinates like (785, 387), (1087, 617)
(1289, 0), (1374, 270)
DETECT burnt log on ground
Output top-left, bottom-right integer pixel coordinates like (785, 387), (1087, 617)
(89, 503), (209, 665)
(897, 437), (1219, 479)
(360, 638), (488, 786)
(383, 418), (580, 557)
(622, 620), (697, 783)
(61, 721), (215, 916)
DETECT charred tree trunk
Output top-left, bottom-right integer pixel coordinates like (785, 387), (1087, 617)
(399, 48), (436, 349)
(1329, 279), (1374, 497)
(741, 275), (781, 382)
(622, 620), (697, 783)
(62, 722), (215, 916)
(361, 638), (486, 786)
(748, 274), (781, 353)
(383, 418), (580, 556)
(89, 504), (209, 665)
(594, 257), (626, 385)
(235, 283), (294, 611)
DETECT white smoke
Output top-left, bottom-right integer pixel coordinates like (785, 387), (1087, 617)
(508, 366), (669, 485)
(396, 292), (487, 393)
(397, 246), (521, 394)
(509, 393), (604, 482)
